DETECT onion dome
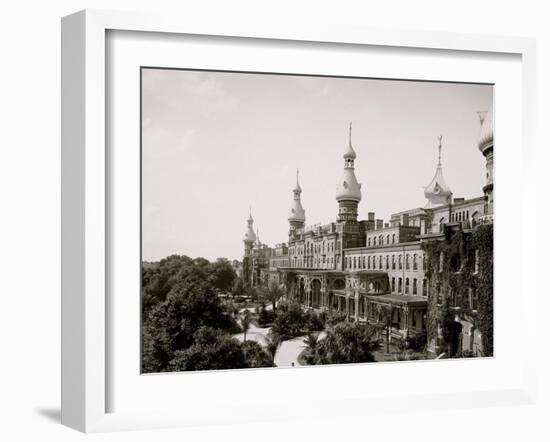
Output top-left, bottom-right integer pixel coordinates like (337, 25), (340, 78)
(424, 135), (452, 208)
(288, 169), (306, 223)
(478, 106), (493, 154)
(336, 123), (362, 202)
(243, 208), (257, 243)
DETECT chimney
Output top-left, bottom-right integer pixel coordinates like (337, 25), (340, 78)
(368, 212), (375, 221)
(401, 213), (409, 226)
(376, 219), (383, 230)
(384, 222), (389, 228)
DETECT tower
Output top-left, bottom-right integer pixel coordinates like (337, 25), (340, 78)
(478, 107), (494, 218)
(424, 135), (452, 208)
(242, 208), (256, 286)
(288, 169), (306, 237)
(336, 123), (362, 223)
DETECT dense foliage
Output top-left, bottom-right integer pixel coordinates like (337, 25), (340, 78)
(314, 322), (378, 365)
(422, 224), (493, 357)
(141, 255), (273, 372)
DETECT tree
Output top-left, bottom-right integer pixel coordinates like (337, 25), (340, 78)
(241, 311), (251, 343)
(210, 258), (237, 292)
(302, 333), (319, 364)
(315, 322), (378, 365)
(168, 327), (247, 371)
(258, 282), (285, 311)
(265, 333), (281, 362)
(241, 340), (275, 368)
(374, 304), (393, 354)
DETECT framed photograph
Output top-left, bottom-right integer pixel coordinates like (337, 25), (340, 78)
(61, 9), (537, 432)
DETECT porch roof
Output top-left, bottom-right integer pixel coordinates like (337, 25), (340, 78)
(365, 293), (427, 307)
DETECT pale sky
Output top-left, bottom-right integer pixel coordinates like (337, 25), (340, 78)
(141, 68), (493, 262)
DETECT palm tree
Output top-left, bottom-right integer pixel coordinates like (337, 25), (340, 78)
(259, 282), (285, 311)
(302, 333), (319, 364)
(241, 311), (251, 343)
(265, 333), (281, 362)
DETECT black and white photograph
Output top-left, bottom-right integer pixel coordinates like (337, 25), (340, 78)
(140, 68), (494, 373)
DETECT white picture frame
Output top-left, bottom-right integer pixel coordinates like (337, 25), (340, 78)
(61, 9), (537, 433)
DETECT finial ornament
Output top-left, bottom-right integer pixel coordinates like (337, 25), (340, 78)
(477, 110), (488, 126)
(349, 122), (352, 143)
(437, 135), (443, 166)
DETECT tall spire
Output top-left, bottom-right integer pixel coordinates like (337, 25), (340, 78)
(243, 208), (256, 243)
(424, 135), (452, 208)
(288, 168), (306, 226)
(437, 135), (443, 166)
(343, 121), (357, 163)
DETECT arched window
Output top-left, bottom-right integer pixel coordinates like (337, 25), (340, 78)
(413, 254), (418, 271)
(398, 277), (403, 292)
(391, 277), (395, 292)
(379, 235), (383, 245)
(385, 255), (389, 270)
(392, 234), (396, 244)
(405, 278), (410, 294)
(413, 278), (418, 295)
(367, 238), (371, 247)
(386, 235), (390, 244)
(422, 278), (428, 296)
(399, 255), (403, 270)
(406, 254), (410, 270)
(362, 256), (366, 268)
(392, 255), (396, 270)
(379, 255), (382, 269)
(368, 256), (371, 269)
(373, 237), (377, 246)
(422, 255), (426, 270)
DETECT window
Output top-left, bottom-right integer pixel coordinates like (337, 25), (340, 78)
(385, 255), (389, 270)
(405, 254), (410, 270)
(471, 288), (479, 311)
(368, 256), (371, 269)
(422, 278), (428, 296)
(386, 235), (390, 244)
(367, 238), (371, 247)
(373, 237), (377, 246)
(399, 255), (402, 270)
(353, 257), (357, 269)
(422, 255), (426, 271)
(391, 277), (396, 292)
(362, 256), (366, 268)
(398, 277), (402, 292)
(379, 235), (383, 245)
(392, 255), (396, 270)
(413, 278), (417, 295)
(392, 234), (396, 244)
(379, 255), (382, 269)
(413, 254), (418, 271)
(450, 254), (462, 272)
(405, 278), (410, 294)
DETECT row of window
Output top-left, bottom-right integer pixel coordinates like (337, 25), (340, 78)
(367, 233), (397, 247)
(390, 277), (428, 296)
(345, 253), (426, 271)
(289, 240), (341, 256)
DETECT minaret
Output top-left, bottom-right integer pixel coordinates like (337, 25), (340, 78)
(288, 168), (306, 237)
(478, 107), (494, 218)
(335, 123), (362, 223)
(424, 135), (452, 208)
(242, 208), (256, 286)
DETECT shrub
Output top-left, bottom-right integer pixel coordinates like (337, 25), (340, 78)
(258, 306), (276, 327)
(315, 322), (378, 365)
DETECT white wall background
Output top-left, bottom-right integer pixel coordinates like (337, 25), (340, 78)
(0, 1), (547, 441)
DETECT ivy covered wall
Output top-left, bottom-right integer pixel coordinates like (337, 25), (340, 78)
(422, 223), (493, 357)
